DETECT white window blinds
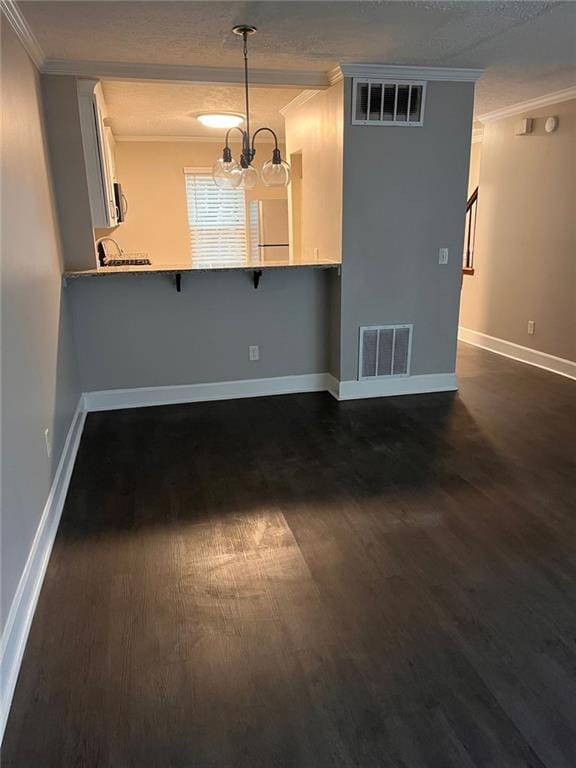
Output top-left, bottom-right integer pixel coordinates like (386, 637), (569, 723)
(184, 168), (247, 265)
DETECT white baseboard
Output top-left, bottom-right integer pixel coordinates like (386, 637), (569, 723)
(325, 374), (340, 400)
(84, 373), (332, 412)
(458, 327), (576, 381)
(84, 372), (460, 410)
(0, 400), (86, 743)
(336, 373), (458, 400)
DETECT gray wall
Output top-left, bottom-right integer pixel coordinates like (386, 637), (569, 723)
(326, 270), (342, 379)
(1, 26), (81, 631)
(41, 75), (96, 272)
(68, 269), (331, 391)
(339, 79), (475, 380)
(460, 99), (576, 361)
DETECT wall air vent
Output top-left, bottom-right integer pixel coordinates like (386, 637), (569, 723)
(359, 325), (413, 380)
(352, 79), (426, 126)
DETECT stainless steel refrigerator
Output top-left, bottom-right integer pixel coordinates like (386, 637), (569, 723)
(249, 199), (289, 263)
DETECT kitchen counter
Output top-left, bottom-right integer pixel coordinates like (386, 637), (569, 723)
(64, 257), (341, 279)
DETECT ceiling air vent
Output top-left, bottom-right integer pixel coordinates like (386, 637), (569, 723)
(352, 79), (426, 126)
(359, 325), (413, 380)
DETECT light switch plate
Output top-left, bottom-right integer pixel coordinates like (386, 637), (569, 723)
(439, 248), (449, 265)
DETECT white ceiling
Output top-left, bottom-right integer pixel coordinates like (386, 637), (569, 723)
(19, 1), (576, 116)
(102, 81), (297, 139)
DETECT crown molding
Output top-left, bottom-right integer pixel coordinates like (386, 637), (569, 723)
(329, 63), (484, 85)
(327, 66), (344, 86)
(38, 58), (485, 88)
(0, 0), (45, 69)
(76, 78), (99, 96)
(41, 58), (330, 88)
(115, 135), (280, 143)
(478, 86), (576, 123)
(279, 89), (321, 116)
(471, 127), (484, 144)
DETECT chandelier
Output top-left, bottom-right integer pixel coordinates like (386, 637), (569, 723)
(212, 26), (291, 190)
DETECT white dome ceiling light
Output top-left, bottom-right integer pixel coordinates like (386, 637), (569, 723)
(196, 113), (244, 129)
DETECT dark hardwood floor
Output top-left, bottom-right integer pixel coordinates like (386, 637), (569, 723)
(3, 343), (576, 767)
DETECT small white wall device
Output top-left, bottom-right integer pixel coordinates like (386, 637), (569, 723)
(515, 118), (533, 136)
(545, 116), (559, 134)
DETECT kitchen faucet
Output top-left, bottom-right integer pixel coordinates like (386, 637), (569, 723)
(95, 236), (123, 266)
(94, 237), (151, 268)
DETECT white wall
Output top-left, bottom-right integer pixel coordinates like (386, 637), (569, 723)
(1, 25), (81, 634)
(460, 100), (576, 362)
(284, 84), (344, 263)
(468, 139), (482, 196)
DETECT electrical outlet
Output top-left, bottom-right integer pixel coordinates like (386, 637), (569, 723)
(527, 320), (535, 336)
(313, 247), (319, 259)
(249, 345), (260, 361)
(44, 428), (52, 458)
(438, 248), (449, 265)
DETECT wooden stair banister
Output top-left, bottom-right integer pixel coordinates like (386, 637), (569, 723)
(463, 186), (478, 275)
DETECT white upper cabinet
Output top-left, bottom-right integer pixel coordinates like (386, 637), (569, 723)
(77, 79), (118, 228)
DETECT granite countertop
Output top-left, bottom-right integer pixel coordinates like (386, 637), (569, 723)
(64, 257), (341, 279)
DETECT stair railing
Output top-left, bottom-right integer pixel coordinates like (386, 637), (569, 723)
(463, 186), (478, 275)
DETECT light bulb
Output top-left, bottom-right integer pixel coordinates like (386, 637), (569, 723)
(213, 157), (242, 188)
(261, 158), (291, 187)
(238, 165), (258, 190)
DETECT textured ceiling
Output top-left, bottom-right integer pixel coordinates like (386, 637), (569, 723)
(20, 1), (576, 116)
(102, 81), (297, 138)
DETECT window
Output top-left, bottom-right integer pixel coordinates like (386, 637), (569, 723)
(184, 168), (247, 265)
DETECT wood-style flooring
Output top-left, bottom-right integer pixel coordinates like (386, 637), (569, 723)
(2, 343), (576, 767)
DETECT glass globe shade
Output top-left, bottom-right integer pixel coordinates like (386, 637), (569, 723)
(261, 159), (291, 187)
(238, 165), (259, 190)
(212, 157), (242, 188)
